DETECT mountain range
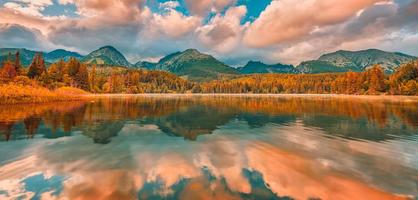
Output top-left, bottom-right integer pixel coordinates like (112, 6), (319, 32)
(0, 48), (83, 66)
(298, 49), (416, 73)
(0, 46), (416, 81)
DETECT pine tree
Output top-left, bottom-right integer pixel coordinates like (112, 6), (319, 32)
(27, 54), (37, 78)
(66, 57), (81, 77)
(28, 53), (46, 79)
(15, 52), (22, 75)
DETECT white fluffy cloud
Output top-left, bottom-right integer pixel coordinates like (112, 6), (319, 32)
(142, 6), (201, 39)
(159, 1), (180, 10)
(57, 0), (74, 5)
(4, 0), (53, 17)
(244, 0), (389, 47)
(197, 6), (247, 53)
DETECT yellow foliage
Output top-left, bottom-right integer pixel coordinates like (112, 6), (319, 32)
(0, 83), (88, 104)
(55, 86), (90, 96)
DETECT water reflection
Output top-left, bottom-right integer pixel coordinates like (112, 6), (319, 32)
(0, 95), (417, 199)
(1, 96), (417, 142)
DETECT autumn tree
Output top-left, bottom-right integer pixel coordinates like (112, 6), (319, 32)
(389, 61), (418, 95)
(74, 63), (89, 90)
(362, 65), (386, 94)
(89, 65), (99, 92)
(48, 59), (65, 83)
(1, 60), (16, 79)
(65, 57), (81, 77)
(28, 53), (46, 79)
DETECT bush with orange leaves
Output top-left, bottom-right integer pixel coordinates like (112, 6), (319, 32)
(0, 76), (88, 104)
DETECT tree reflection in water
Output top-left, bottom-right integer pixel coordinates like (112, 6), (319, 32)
(0, 96), (416, 142)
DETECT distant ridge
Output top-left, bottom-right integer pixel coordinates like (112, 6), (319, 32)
(298, 49), (416, 73)
(0, 48), (40, 66)
(45, 49), (83, 63)
(238, 61), (298, 74)
(134, 61), (157, 70)
(0, 48), (84, 66)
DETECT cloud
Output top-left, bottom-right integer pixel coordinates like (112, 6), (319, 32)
(57, 0), (74, 5)
(48, 22), (142, 55)
(260, 0), (418, 65)
(143, 7), (201, 39)
(0, 24), (45, 50)
(184, 0), (236, 16)
(0, 8), (50, 34)
(67, 0), (145, 24)
(244, 0), (389, 48)
(159, 1), (180, 10)
(0, 0), (417, 65)
(3, 0), (53, 17)
(197, 6), (247, 53)
(184, 0), (212, 16)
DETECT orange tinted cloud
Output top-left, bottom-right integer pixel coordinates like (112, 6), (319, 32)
(185, 0), (236, 16)
(72, 0), (145, 23)
(244, 0), (389, 47)
(245, 142), (408, 200)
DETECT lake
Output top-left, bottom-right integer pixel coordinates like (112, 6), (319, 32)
(0, 95), (417, 200)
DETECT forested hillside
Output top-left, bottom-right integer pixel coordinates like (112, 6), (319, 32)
(0, 52), (417, 96)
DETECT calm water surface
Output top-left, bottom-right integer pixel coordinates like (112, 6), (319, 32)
(0, 95), (417, 200)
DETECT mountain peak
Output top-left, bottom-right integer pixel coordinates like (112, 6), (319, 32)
(82, 46), (130, 66)
(246, 60), (264, 65)
(98, 45), (118, 51)
(183, 49), (200, 54)
(49, 49), (66, 53)
(239, 61), (297, 74)
(181, 49), (205, 57)
(155, 49), (238, 81)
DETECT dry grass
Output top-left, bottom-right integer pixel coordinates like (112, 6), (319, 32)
(55, 86), (90, 96)
(0, 84), (88, 104)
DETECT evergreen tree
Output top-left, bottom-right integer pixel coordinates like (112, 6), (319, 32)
(28, 53), (46, 79)
(66, 57), (81, 77)
(14, 52), (22, 75)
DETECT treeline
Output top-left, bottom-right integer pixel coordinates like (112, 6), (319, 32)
(199, 63), (417, 95)
(1, 52), (417, 95)
(0, 52), (193, 93)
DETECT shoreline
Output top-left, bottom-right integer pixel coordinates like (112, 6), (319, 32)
(1, 93), (417, 105)
(84, 93), (418, 102)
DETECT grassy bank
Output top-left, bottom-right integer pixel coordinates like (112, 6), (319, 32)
(0, 83), (89, 104)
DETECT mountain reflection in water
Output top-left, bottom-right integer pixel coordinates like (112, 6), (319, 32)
(0, 95), (417, 200)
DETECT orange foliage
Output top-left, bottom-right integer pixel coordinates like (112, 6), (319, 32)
(0, 82), (88, 104)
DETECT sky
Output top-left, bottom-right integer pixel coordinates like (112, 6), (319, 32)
(0, 0), (417, 66)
